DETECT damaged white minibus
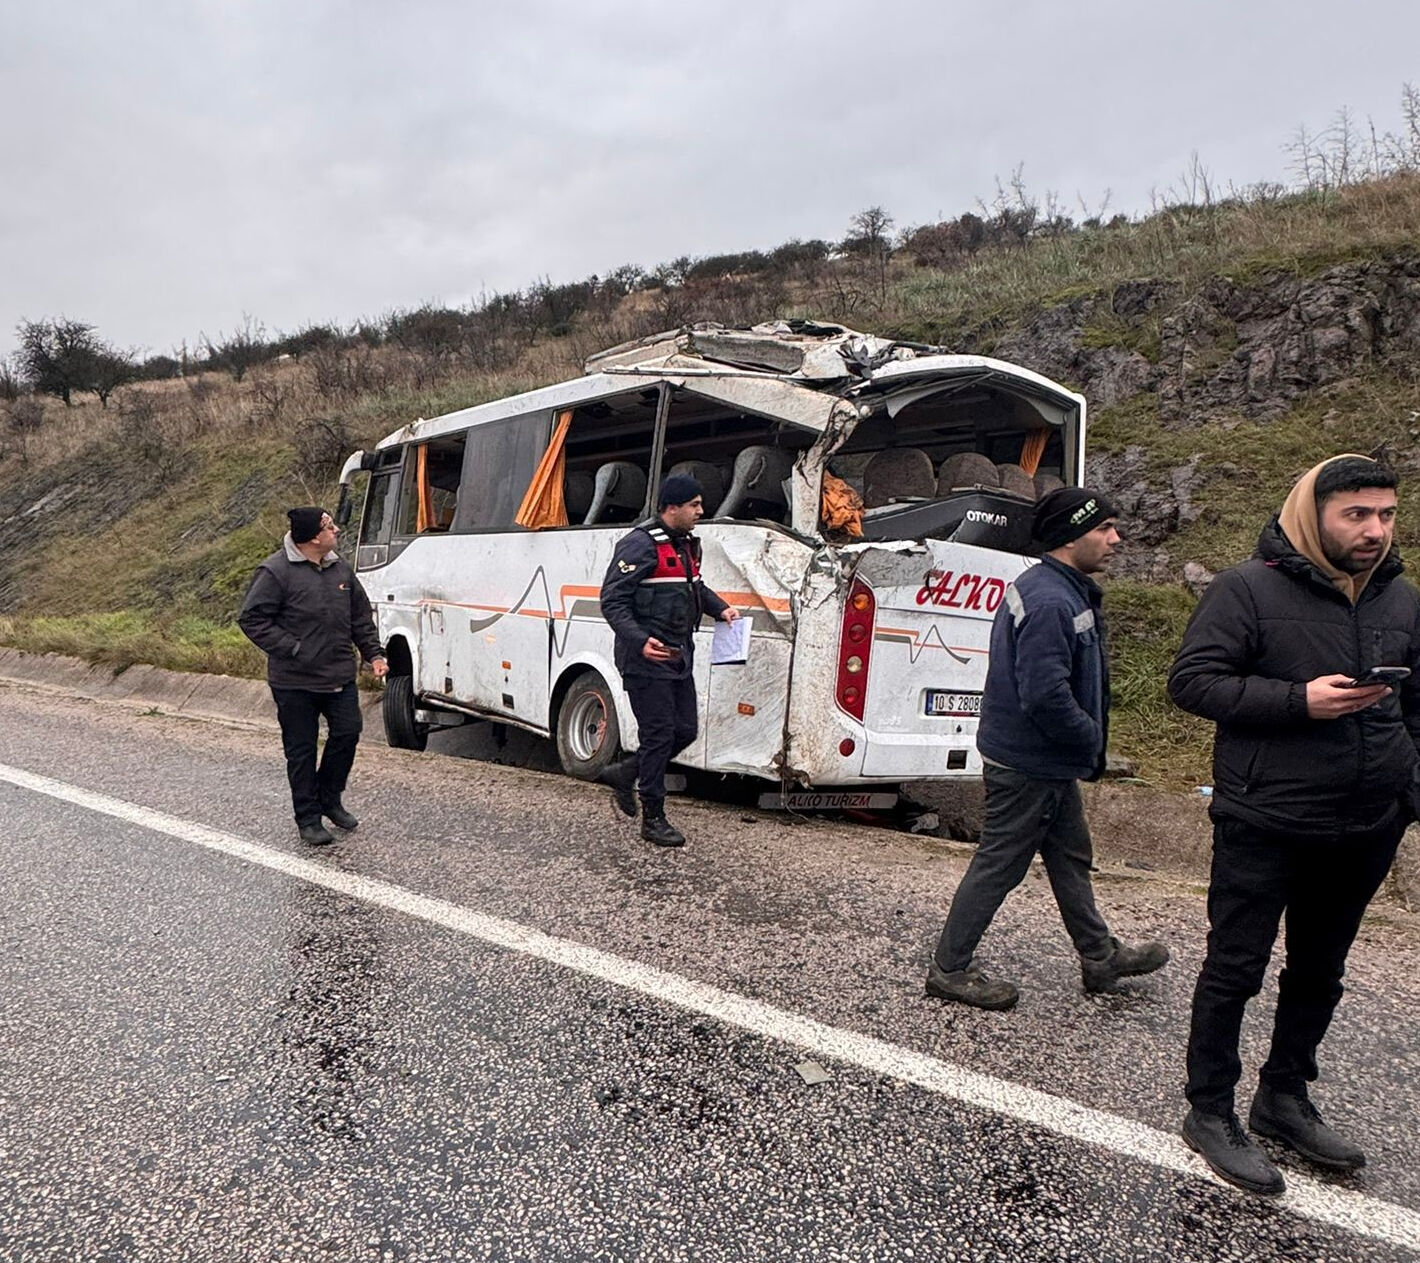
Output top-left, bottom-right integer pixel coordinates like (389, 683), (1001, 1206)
(335, 321), (1085, 804)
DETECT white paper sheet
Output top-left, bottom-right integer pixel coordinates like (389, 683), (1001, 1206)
(710, 616), (752, 665)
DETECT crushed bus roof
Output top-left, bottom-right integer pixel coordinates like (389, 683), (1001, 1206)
(374, 319), (1082, 450)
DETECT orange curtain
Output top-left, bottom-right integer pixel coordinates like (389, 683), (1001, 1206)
(415, 444), (435, 532)
(820, 472), (864, 538)
(514, 409), (574, 529)
(1019, 428), (1049, 476)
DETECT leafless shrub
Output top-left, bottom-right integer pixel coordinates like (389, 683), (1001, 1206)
(292, 416), (353, 486)
(3, 396), (45, 463)
(247, 370), (292, 428)
(184, 375), (220, 436)
(202, 314), (271, 382)
(309, 345), (388, 400)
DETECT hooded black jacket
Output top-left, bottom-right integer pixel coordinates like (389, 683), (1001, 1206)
(1168, 518), (1420, 836)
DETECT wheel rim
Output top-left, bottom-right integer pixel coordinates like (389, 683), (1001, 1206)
(564, 689), (608, 763)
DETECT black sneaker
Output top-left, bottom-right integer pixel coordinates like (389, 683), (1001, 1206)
(1183, 1107), (1286, 1196)
(599, 760), (638, 819)
(641, 814), (686, 848)
(299, 821), (336, 846)
(322, 801), (360, 831)
(924, 961), (1019, 1010)
(1249, 1085), (1366, 1172)
(1081, 937), (1170, 993)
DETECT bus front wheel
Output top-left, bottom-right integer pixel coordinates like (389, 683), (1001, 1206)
(383, 674), (429, 751)
(556, 671), (622, 780)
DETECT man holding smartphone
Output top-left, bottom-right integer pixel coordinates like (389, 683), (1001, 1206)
(1169, 455), (1420, 1195)
(599, 473), (739, 847)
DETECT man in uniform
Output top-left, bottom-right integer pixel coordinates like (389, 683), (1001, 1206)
(239, 506), (388, 845)
(599, 472), (739, 847)
(925, 487), (1169, 1010)
(1169, 455), (1417, 1196)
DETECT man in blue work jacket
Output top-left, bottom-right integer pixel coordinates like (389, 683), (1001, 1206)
(599, 473), (739, 848)
(925, 487), (1169, 1009)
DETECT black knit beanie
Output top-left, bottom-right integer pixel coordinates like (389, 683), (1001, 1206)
(1032, 487), (1119, 550)
(288, 506), (326, 544)
(657, 473), (703, 509)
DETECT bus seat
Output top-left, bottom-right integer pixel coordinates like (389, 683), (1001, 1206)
(937, 452), (1000, 491)
(862, 448), (935, 508)
(564, 470), (595, 522)
(1034, 472), (1065, 498)
(583, 461), (647, 525)
(717, 446), (795, 521)
(667, 460), (725, 515)
(996, 462), (1037, 499)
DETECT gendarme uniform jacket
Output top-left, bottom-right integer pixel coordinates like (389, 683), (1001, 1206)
(1168, 518), (1420, 837)
(238, 535), (384, 691)
(600, 521), (729, 680)
(976, 554), (1110, 782)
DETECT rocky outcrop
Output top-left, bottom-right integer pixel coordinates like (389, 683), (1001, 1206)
(1157, 260), (1420, 422)
(980, 255), (1420, 584)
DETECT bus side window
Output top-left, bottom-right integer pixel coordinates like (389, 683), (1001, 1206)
(555, 389), (660, 528)
(453, 412), (552, 531)
(360, 470), (399, 545)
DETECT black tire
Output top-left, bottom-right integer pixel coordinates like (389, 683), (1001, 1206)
(383, 674), (429, 751)
(555, 671), (622, 780)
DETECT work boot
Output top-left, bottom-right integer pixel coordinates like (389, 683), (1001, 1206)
(640, 812), (686, 848)
(298, 821), (336, 846)
(1182, 1107), (1286, 1196)
(599, 759), (638, 819)
(1248, 1084), (1366, 1172)
(924, 961), (1019, 1011)
(321, 800), (360, 831)
(1081, 937), (1170, 993)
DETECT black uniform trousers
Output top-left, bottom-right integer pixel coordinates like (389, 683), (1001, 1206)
(1185, 811), (1403, 1114)
(623, 668), (699, 813)
(270, 682), (363, 826)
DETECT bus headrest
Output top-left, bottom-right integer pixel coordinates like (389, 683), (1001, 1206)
(583, 461), (647, 525)
(863, 448), (935, 508)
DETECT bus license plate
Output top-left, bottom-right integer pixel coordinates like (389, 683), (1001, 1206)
(924, 690), (982, 717)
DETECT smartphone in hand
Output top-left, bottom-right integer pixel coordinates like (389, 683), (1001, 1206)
(1339, 665), (1411, 688)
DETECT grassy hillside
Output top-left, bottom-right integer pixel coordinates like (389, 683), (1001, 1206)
(3, 173), (1420, 791)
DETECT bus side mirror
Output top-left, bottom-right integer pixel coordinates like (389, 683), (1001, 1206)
(335, 485), (353, 527)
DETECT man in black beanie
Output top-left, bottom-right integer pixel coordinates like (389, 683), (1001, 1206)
(238, 507), (387, 845)
(924, 486), (1169, 1009)
(599, 473), (739, 847)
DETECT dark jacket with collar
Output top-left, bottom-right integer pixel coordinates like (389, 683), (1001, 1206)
(976, 554), (1110, 781)
(601, 520), (729, 680)
(238, 535), (384, 691)
(1167, 518), (1420, 836)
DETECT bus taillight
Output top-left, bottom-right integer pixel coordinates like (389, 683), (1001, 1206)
(836, 578), (876, 721)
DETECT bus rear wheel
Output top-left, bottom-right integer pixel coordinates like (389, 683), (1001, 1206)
(556, 671), (621, 780)
(383, 674), (429, 751)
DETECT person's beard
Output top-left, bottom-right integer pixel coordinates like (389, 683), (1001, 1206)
(1321, 526), (1384, 574)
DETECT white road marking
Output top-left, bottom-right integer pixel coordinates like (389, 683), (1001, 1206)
(2, 760), (1417, 1254)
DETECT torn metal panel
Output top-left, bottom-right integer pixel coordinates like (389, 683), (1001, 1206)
(688, 328), (809, 374)
(702, 527), (809, 637)
(676, 375), (854, 435)
(584, 319), (951, 385)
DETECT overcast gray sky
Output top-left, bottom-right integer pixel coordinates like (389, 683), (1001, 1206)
(2, 0), (1417, 361)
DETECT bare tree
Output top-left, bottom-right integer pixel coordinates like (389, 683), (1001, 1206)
(202, 314), (270, 382)
(14, 317), (105, 406)
(90, 347), (140, 408)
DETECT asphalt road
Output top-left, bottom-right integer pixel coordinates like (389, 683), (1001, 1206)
(0, 683), (1417, 1263)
